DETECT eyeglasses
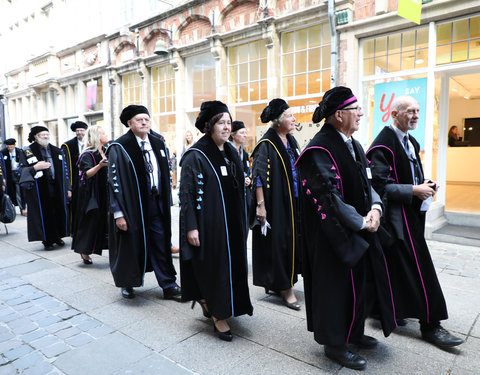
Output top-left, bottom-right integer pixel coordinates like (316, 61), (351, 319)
(342, 106), (362, 113)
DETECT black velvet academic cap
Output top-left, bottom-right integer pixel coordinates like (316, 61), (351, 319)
(28, 126), (49, 143)
(120, 105), (150, 126)
(312, 86), (357, 123)
(260, 98), (289, 123)
(232, 121), (245, 133)
(194, 101), (230, 133)
(4, 138), (16, 145)
(70, 121), (88, 131)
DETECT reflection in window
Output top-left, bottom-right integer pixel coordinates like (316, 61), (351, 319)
(152, 65), (175, 114)
(282, 24), (331, 97)
(363, 26), (429, 75)
(436, 16), (480, 65)
(185, 53), (216, 108)
(122, 72), (143, 106)
(228, 41), (267, 104)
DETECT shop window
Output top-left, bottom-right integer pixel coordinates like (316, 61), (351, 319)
(85, 78), (103, 111)
(122, 72), (143, 106)
(362, 26), (429, 75)
(436, 16), (480, 65)
(152, 113), (176, 151)
(152, 65), (175, 114)
(186, 53), (216, 108)
(281, 24), (331, 97)
(228, 41), (267, 104)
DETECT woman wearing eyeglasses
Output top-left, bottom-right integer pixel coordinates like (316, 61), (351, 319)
(250, 98), (302, 311)
(179, 100), (253, 342)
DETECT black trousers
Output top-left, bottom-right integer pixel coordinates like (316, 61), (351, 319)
(147, 196), (177, 290)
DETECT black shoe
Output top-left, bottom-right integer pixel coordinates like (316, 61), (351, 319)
(55, 239), (65, 247)
(81, 255), (93, 265)
(43, 242), (54, 250)
(213, 322), (233, 342)
(282, 297), (301, 311)
(422, 326), (464, 348)
(121, 287), (135, 299)
(396, 318), (408, 326)
(351, 335), (378, 349)
(324, 345), (367, 370)
(191, 300), (211, 318)
(163, 286), (181, 301)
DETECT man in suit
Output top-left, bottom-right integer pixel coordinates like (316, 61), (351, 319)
(296, 87), (397, 370)
(1, 138), (27, 215)
(367, 95), (463, 349)
(106, 105), (181, 300)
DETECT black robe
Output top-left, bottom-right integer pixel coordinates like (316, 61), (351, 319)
(250, 128), (301, 292)
(1, 147), (23, 206)
(295, 123), (397, 346)
(106, 130), (173, 287)
(366, 126), (448, 324)
(71, 150), (108, 255)
(19, 142), (69, 242)
(61, 137), (80, 232)
(179, 135), (253, 320)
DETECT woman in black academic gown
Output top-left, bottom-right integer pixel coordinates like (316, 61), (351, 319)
(71, 125), (110, 264)
(250, 98), (302, 310)
(180, 101), (253, 342)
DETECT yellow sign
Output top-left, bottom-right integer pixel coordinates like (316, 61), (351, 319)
(398, 0), (422, 25)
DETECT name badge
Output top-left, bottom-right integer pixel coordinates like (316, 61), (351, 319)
(58, 155), (63, 160)
(3, 155), (6, 160)
(366, 167), (372, 179)
(160, 150), (166, 157)
(220, 166), (228, 176)
(27, 156), (38, 164)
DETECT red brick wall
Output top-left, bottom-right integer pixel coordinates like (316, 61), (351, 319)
(276, 0), (322, 15)
(338, 39), (348, 85)
(354, 0), (374, 21)
(221, 1), (260, 32)
(179, 17), (212, 45)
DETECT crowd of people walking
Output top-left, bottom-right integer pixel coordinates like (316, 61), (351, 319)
(0, 87), (464, 370)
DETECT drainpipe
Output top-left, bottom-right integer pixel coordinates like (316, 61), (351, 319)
(328, 0), (337, 88)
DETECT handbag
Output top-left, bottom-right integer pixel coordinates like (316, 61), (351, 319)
(0, 194), (16, 224)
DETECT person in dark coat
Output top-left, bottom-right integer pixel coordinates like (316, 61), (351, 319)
(295, 87), (397, 370)
(19, 126), (70, 250)
(61, 121), (88, 231)
(106, 105), (180, 301)
(366, 95), (463, 349)
(250, 98), (302, 311)
(230, 120), (252, 221)
(71, 125), (109, 265)
(1, 138), (27, 215)
(180, 100), (253, 342)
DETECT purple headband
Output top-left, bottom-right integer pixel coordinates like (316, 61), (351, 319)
(335, 96), (357, 111)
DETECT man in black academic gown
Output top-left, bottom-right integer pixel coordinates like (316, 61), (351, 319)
(1, 138), (27, 215)
(107, 105), (181, 300)
(366, 95), (463, 349)
(295, 87), (397, 370)
(61, 121), (88, 229)
(19, 126), (70, 250)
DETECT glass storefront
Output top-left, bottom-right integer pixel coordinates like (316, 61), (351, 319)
(122, 72), (143, 106)
(185, 53), (216, 109)
(152, 65), (176, 150)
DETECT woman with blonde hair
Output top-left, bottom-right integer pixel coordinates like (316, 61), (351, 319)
(71, 125), (110, 264)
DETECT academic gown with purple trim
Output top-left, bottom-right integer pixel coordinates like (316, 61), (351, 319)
(366, 126), (448, 324)
(295, 123), (397, 347)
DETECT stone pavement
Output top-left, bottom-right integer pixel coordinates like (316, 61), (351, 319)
(0, 208), (479, 375)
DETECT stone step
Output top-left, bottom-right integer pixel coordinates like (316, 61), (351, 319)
(431, 224), (480, 247)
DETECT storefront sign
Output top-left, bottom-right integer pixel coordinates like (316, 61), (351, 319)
(373, 77), (427, 149)
(398, 0), (422, 25)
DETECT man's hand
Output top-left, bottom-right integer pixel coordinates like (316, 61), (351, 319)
(115, 217), (128, 231)
(34, 161), (51, 171)
(413, 181), (436, 200)
(256, 203), (266, 225)
(365, 209), (381, 232)
(187, 229), (200, 247)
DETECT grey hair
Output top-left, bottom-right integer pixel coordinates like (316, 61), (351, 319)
(391, 95), (418, 112)
(269, 109), (289, 128)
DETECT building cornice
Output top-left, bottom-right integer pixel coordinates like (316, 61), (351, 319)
(57, 34), (107, 57)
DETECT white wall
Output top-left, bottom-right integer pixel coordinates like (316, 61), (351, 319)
(448, 97), (480, 139)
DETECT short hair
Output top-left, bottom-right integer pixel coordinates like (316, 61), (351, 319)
(391, 96), (418, 112)
(204, 112), (232, 135)
(270, 108), (289, 128)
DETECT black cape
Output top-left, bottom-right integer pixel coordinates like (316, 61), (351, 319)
(179, 135), (253, 320)
(367, 126), (448, 323)
(106, 130), (173, 287)
(250, 128), (301, 291)
(295, 124), (397, 346)
(61, 137), (80, 231)
(19, 143), (70, 242)
(1, 147), (23, 206)
(71, 150), (108, 255)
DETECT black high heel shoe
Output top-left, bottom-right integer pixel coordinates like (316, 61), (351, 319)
(81, 255), (93, 265)
(191, 300), (211, 318)
(213, 320), (233, 342)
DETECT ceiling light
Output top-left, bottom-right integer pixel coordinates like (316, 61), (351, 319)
(464, 95), (470, 99)
(415, 59), (424, 64)
(452, 88), (458, 92)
